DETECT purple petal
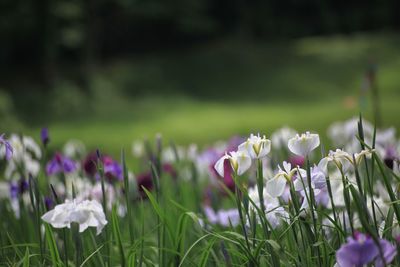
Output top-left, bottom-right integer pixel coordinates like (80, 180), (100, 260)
(9, 182), (18, 199)
(336, 235), (379, 267)
(375, 239), (397, 267)
(104, 160), (123, 182)
(62, 157), (76, 173)
(5, 141), (13, 160)
(46, 158), (61, 176)
(41, 128), (50, 146)
(0, 134), (13, 161)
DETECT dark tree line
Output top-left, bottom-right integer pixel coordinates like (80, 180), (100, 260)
(1, 0), (399, 90)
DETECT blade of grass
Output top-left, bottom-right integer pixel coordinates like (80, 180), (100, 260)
(111, 206), (125, 267)
(80, 244), (104, 267)
(22, 248), (30, 267)
(122, 149), (135, 246)
(44, 223), (61, 266)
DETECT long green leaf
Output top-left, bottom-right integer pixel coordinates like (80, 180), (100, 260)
(44, 224), (62, 266)
(112, 206), (125, 267)
(22, 248), (30, 267)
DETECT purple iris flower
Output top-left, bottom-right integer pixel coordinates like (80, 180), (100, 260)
(103, 156), (123, 182)
(40, 128), (50, 146)
(384, 145), (398, 169)
(46, 152), (77, 176)
(82, 152), (126, 183)
(336, 232), (396, 267)
(44, 196), (55, 210)
(296, 164), (329, 209)
(9, 177), (29, 199)
(0, 134), (13, 160)
(225, 136), (246, 152)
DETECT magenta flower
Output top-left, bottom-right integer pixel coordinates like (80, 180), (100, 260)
(0, 134), (13, 160)
(336, 232), (396, 267)
(46, 152), (77, 176)
(82, 152), (124, 183)
(136, 164), (177, 197)
(83, 152), (98, 177)
(288, 155), (304, 167)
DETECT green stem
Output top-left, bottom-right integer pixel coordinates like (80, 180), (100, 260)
(256, 159), (266, 217)
(232, 173), (253, 266)
(305, 157), (321, 266)
(97, 152), (110, 266)
(122, 150), (135, 245)
(63, 229), (68, 266)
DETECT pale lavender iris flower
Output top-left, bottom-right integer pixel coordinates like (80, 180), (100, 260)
(336, 232), (396, 267)
(294, 163), (329, 209)
(203, 206), (240, 227)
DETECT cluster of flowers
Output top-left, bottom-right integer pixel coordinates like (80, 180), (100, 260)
(0, 117), (399, 266)
(189, 118), (399, 266)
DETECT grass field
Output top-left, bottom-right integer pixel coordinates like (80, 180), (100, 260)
(14, 32), (400, 154)
(2, 32), (400, 267)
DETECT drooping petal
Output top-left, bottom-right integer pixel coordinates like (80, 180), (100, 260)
(41, 210), (56, 224)
(62, 157), (77, 173)
(294, 176), (306, 191)
(317, 157), (329, 176)
(375, 239), (397, 267)
(46, 158), (61, 176)
(266, 176), (287, 198)
(214, 154), (229, 177)
(235, 152), (252, 175)
(336, 234), (379, 267)
(282, 161), (291, 173)
(0, 134), (13, 161)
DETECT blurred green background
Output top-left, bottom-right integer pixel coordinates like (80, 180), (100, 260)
(1, 0), (399, 154)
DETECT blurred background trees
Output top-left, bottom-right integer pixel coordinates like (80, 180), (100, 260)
(2, 0), (399, 76)
(0, 0), (399, 149)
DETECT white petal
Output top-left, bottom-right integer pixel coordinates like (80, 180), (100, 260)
(298, 168), (307, 179)
(266, 176), (286, 198)
(283, 161), (291, 173)
(294, 178), (306, 191)
(258, 139), (271, 158)
(288, 137), (302, 156)
(79, 222), (89, 233)
(308, 134), (320, 152)
(288, 132), (320, 156)
(300, 197), (309, 210)
(317, 157), (329, 176)
(237, 141), (249, 153)
(214, 154), (229, 177)
(236, 152), (252, 175)
(41, 210), (56, 224)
